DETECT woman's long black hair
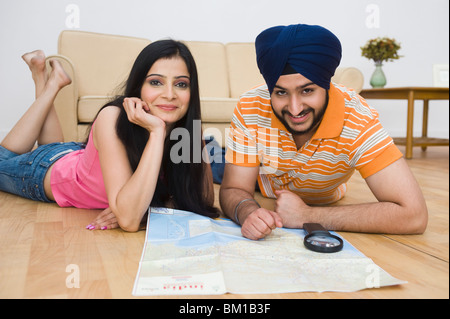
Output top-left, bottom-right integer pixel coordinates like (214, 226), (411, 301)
(91, 40), (219, 218)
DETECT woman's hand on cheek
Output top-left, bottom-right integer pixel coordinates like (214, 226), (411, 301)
(123, 97), (166, 134)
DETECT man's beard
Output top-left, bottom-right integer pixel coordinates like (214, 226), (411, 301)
(272, 92), (329, 136)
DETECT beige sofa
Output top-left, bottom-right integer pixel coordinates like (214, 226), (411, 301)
(48, 30), (364, 146)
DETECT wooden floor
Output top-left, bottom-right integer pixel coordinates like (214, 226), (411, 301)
(0, 146), (448, 299)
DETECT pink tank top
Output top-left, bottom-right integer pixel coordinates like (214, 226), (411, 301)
(51, 126), (108, 209)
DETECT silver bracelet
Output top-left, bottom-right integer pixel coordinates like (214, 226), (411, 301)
(233, 198), (261, 225)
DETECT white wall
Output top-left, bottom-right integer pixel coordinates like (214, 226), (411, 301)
(0, 0), (448, 141)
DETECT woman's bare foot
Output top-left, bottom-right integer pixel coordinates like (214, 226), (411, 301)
(47, 59), (72, 90)
(22, 50), (46, 74)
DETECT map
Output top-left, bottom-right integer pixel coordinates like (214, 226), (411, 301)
(132, 208), (406, 295)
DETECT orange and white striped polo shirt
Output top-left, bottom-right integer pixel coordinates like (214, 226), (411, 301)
(225, 83), (403, 205)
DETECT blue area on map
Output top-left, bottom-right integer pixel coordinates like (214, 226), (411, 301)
(146, 208), (364, 256)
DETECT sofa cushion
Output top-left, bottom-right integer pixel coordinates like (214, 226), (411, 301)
(200, 97), (237, 122)
(185, 41), (230, 98)
(226, 43), (264, 98)
(78, 96), (111, 123)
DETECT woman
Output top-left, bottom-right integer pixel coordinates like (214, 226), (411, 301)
(0, 40), (219, 232)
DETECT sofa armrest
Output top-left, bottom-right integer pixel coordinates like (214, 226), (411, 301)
(332, 67), (364, 93)
(45, 54), (79, 142)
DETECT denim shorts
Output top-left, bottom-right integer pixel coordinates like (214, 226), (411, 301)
(0, 142), (84, 202)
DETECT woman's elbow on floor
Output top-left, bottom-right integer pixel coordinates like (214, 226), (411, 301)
(117, 217), (141, 232)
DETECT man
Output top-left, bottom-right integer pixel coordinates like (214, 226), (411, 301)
(219, 24), (428, 240)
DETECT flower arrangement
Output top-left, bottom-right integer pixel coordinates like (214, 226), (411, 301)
(361, 37), (402, 65)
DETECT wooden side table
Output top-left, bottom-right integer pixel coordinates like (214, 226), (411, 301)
(360, 87), (449, 159)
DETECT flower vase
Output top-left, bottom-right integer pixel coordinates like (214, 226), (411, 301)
(370, 62), (387, 88)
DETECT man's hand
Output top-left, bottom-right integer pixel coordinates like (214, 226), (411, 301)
(241, 208), (283, 240)
(274, 189), (310, 228)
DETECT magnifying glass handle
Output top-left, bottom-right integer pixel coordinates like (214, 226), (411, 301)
(304, 223), (328, 234)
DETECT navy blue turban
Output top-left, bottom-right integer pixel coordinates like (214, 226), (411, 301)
(255, 24), (342, 94)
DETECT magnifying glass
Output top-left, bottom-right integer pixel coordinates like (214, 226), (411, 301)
(303, 223), (343, 253)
